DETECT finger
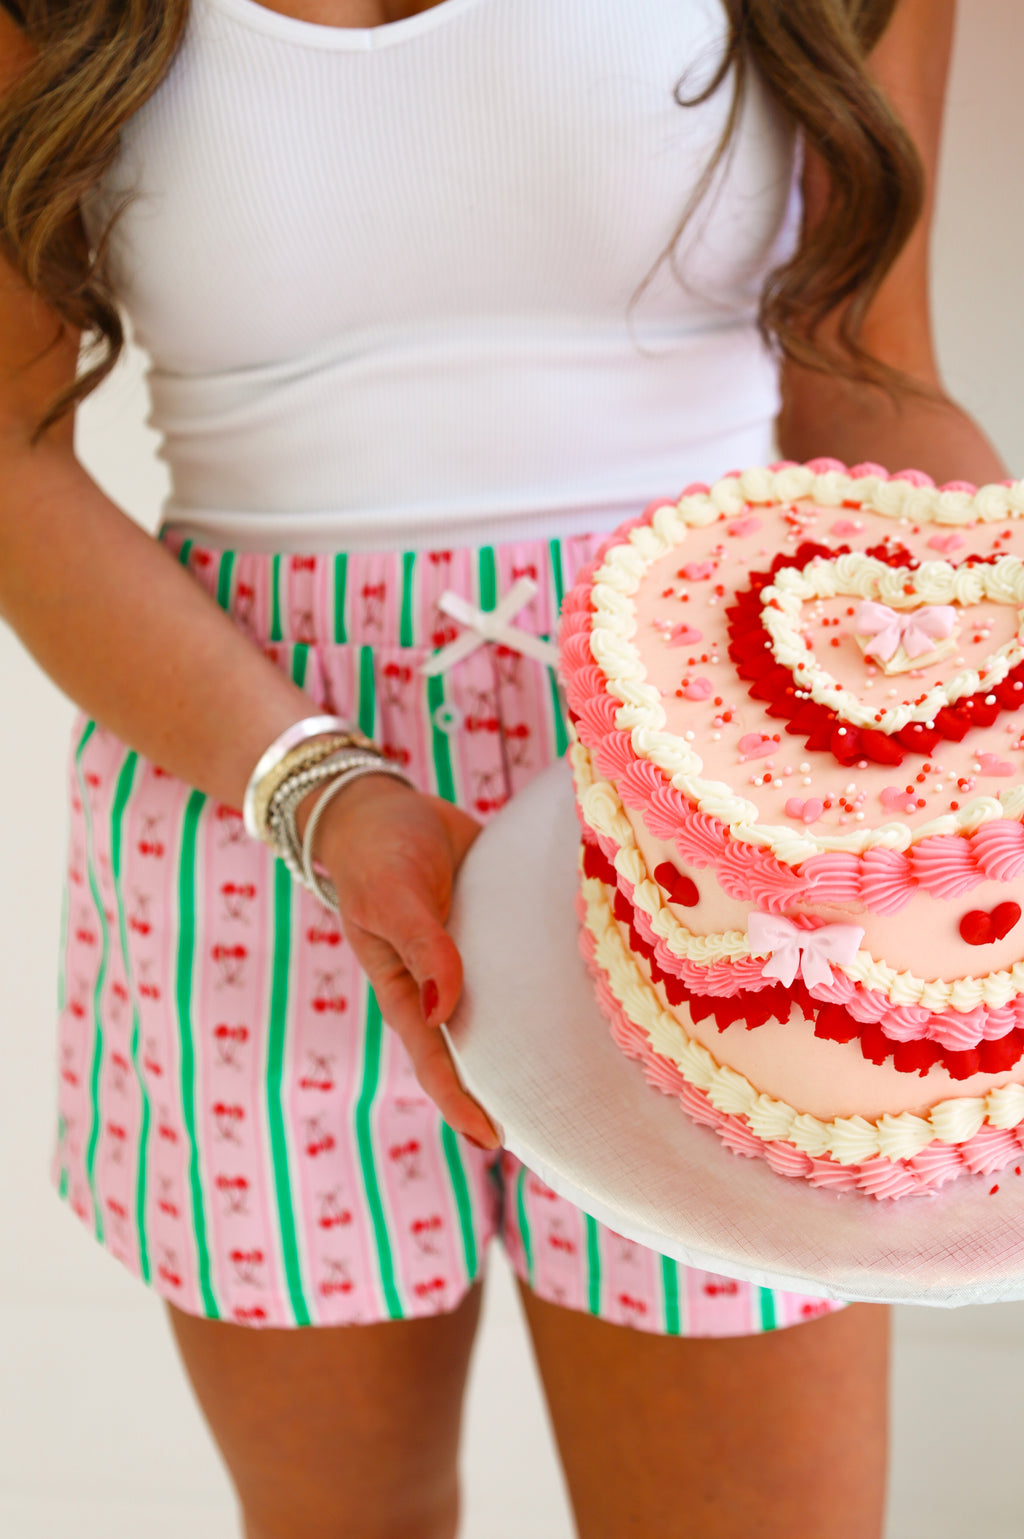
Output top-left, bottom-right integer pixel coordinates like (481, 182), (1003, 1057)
(402, 1013), (502, 1151)
(344, 925), (500, 1146)
(352, 885), (467, 1027)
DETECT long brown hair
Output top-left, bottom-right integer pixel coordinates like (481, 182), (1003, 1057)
(0, 0), (921, 442)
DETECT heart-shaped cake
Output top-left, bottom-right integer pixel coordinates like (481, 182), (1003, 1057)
(560, 460), (1024, 1199)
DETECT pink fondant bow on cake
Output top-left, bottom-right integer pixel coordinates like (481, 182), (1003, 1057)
(854, 600), (956, 663)
(747, 913), (864, 990)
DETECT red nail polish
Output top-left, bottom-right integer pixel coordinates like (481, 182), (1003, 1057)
(420, 978), (439, 1021)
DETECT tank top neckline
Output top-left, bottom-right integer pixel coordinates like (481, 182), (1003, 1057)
(201, 0), (489, 50)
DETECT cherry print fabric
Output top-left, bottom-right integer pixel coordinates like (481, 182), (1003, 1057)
(51, 527), (844, 1334)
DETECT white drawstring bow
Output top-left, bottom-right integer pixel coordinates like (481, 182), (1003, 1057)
(419, 578), (559, 676)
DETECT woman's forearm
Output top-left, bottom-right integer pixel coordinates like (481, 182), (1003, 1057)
(0, 436), (327, 830)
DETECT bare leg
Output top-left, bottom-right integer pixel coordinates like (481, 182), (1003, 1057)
(519, 1283), (889, 1539)
(166, 1281), (483, 1539)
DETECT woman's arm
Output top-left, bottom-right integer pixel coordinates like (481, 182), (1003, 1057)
(0, 12), (496, 1146)
(776, 0), (1008, 485)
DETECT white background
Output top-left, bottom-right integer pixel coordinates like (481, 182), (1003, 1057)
(3, 4), (1024, 1534)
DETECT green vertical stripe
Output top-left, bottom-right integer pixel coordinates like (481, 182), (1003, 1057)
(215, 549), (235, 612)
(175, 790), (219, 1318)
(548, 538), (565, 611)
(266, 636), (311, 1321)
(291, 644), (309, 689)
(660, 1254), (681, 1336)
(109, 750), (152, 1284)
(270, 554), (284, 643)
(358, 645), (376, 738)
(265, 861), (312, 1326)
(333, 553), (348, 643)
(426, 673), (456, 804)
(73, 720), (106, 1242)
(440, 1124), (478, 1282)
(400, 550), (416, 647)
(175, 539), (194, 570)
(478, 545), (497, 612)
(758, 1286), (777, 1332)
(548, 667), (569, 757)
(547, 538), (568, 755)
(585, 1213), (601, 1316)
(354, 989), (403, 1319)
(516, 1166), (534, 1287)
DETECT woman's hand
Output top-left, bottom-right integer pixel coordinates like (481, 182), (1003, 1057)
(309, 773), (500, 1149)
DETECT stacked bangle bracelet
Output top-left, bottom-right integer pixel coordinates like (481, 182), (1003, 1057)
(243, 714), (414, 912)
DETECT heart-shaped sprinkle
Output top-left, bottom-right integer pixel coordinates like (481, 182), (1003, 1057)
(927, 532), (965, 555)
(682, 677), (712, 701)
(654, 862), (700, 907)
(738, 733), (774, 759)
(681, 561), (715, 581)
(831, 518), (863, 536)
(976, 753), (1014, 777)
(668, 624), (703, 647)
(785, 796), (824, 825)
(959, 902), (1022, 946)
(881, 785), (917, 812)
(728, 515), (762, 538)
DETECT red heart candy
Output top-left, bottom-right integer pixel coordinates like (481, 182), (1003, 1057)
(993, 902), (1022, 940)
(654, 862), (700, 908)
(959, 903), (1022, 946)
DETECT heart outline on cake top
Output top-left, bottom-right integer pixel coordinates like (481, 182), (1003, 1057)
(759, 552), (1024, 736)
(725, 543), (1024, 769)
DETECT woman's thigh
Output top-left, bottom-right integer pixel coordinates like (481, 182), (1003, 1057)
(518, 1283), (889, 1539)
(166, 1281), (483, 1539)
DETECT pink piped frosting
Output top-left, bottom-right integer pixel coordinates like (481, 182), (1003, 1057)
(594, 730), (637, 781)
(971, 820), (1024, 883)
(908, 836), (982, 901)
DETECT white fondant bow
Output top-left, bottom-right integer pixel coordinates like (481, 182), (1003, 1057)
(747, 912), (864, 990)
(420, 578), (559, 676)
(854, 600), (956, 663)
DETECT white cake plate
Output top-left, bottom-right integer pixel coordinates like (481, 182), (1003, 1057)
(443, 759), (1024, 1308)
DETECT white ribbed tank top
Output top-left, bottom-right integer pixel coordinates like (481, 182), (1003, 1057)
(87, 0), (799, 552)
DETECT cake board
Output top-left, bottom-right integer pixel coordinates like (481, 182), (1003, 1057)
(443, 759), (1024, 1308)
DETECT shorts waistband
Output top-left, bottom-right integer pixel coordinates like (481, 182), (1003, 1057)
(160, 527), (600, 652)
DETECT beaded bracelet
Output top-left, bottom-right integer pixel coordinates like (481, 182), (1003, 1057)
(242, 715), (376, 844)
(266, 748), (413, 911)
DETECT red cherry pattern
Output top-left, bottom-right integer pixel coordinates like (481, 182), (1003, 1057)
(959, 903), (1022, 946)
(653, 862), (700, 908)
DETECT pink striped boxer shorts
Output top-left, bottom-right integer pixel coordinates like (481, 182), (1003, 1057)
(52, 526), (845, 1335)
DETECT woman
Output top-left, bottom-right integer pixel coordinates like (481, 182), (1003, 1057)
(0, 0), (1007, 1535)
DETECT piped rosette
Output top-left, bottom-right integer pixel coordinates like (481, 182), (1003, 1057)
(559, 461), (1024, 1199)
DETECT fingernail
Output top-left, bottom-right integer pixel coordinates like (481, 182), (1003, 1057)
(462, 1133), (494, 1152)
(420, 978), (439, 1021)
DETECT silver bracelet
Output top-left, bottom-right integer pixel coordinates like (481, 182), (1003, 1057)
(266, 749), (413, 912)
(300, 761), (410, 904)
(242, 714), (357, 842)
(266, 750), (385, 883)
